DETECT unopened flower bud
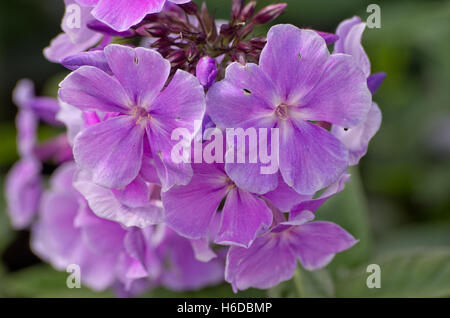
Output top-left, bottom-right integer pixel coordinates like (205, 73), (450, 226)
(237, 42), (252, 53)
(233, 51), (247, 65)
(312, 30), (340, 45)
(249, 37), (267, 50)
(232, 0), (245, 20)
(167, 50), (187, 67)
(179, 2), (198, 15)
(239, 1), (257, 21)
(253, 3), (287, 25)
(196, 56), (218, 89)
(136, 23), (169, 37)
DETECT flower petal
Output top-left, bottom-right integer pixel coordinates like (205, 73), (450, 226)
(62, 0), (99, 44)
(162, 163), (228, 239)
(279, 120), (348, 195)
(335, 19), (370, 77)
(73, 116), (145, 188)
(104, 45), (170, 107)
(290, 173), (351, 219)
(158, 227), (224, 291)
(92, 0), (165, 32)
(224, 131), (279, 195)
(334, 16), (361, 53)
(74, 169), (164, 228)
(215, 188), (273, 248)
(207, 62), (279, 129)
(225, 233), (296, 292)
(367, 72), (386, 95)
(287, 221), (357, 270)
(62, 50), (112, 74)
(111, 176), (151, 209)
(260, 25), (330, 104)
(263, 173), (311, 212)
(147, 70), (205, 191)
(332, 102), (382, 166)
(59, 65), (131, 113)
(5, 158), (42, 229)
(190, 238), (217, 262)
(298, 54), (372, 128)
(44, 33), (101, 63)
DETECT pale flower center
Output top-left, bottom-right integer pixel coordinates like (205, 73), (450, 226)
(275, 104), (289, 120)
(132, 106), (151, 125)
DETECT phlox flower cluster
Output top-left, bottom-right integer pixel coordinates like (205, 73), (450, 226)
(5, 1), (384, 295)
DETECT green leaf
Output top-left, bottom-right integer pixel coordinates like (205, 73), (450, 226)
(268, 267), (334, 298)
(293, 267), (335, 298)
(336, 249), (450, 298)
(375, 223), (450, 256)
(1, 265), (113, 298)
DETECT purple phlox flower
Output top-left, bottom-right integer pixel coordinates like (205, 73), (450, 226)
(4, 80), (44, 229)
(207, 24), (372, 196)
(12, 80), (71, 163)
(225, 200), (357, 292)
(44, 0), (102, 63)
(31, 162), (125, 291)
(163, 161), (273, 248)
(13, 79), (61, 126)
(75, 0), (192, 33)
(31, 162), (186, 293)
(196, 56), (218, 90)
(5, 158), (42, 229)
(59, 44), (206, 191)
(332, 16), (385, 165)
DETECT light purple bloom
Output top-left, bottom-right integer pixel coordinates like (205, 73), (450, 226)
(5, 158), (42, 229)
(13, 79), (60, 126)
(76, 0), (192, 33)
(163, 162), (273, 248)
(332, 17), (384, 165)
(4, 81), (43, 229)
(196, 56), (218, 89)
(225, 209), (357, 292)
(44, 0), (102, 63)
(32, 162), (223, 292)
(31, 163), (125, 291)
(207, 24), (372, 195)
(59, 44), (205, 190)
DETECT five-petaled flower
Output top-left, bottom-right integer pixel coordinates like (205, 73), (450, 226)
(59, 44), (205, 191)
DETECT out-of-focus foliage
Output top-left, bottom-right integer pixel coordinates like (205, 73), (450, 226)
(0, 0), (449, 297)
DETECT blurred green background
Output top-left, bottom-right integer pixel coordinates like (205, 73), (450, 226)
(0, 0), (449, 297)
